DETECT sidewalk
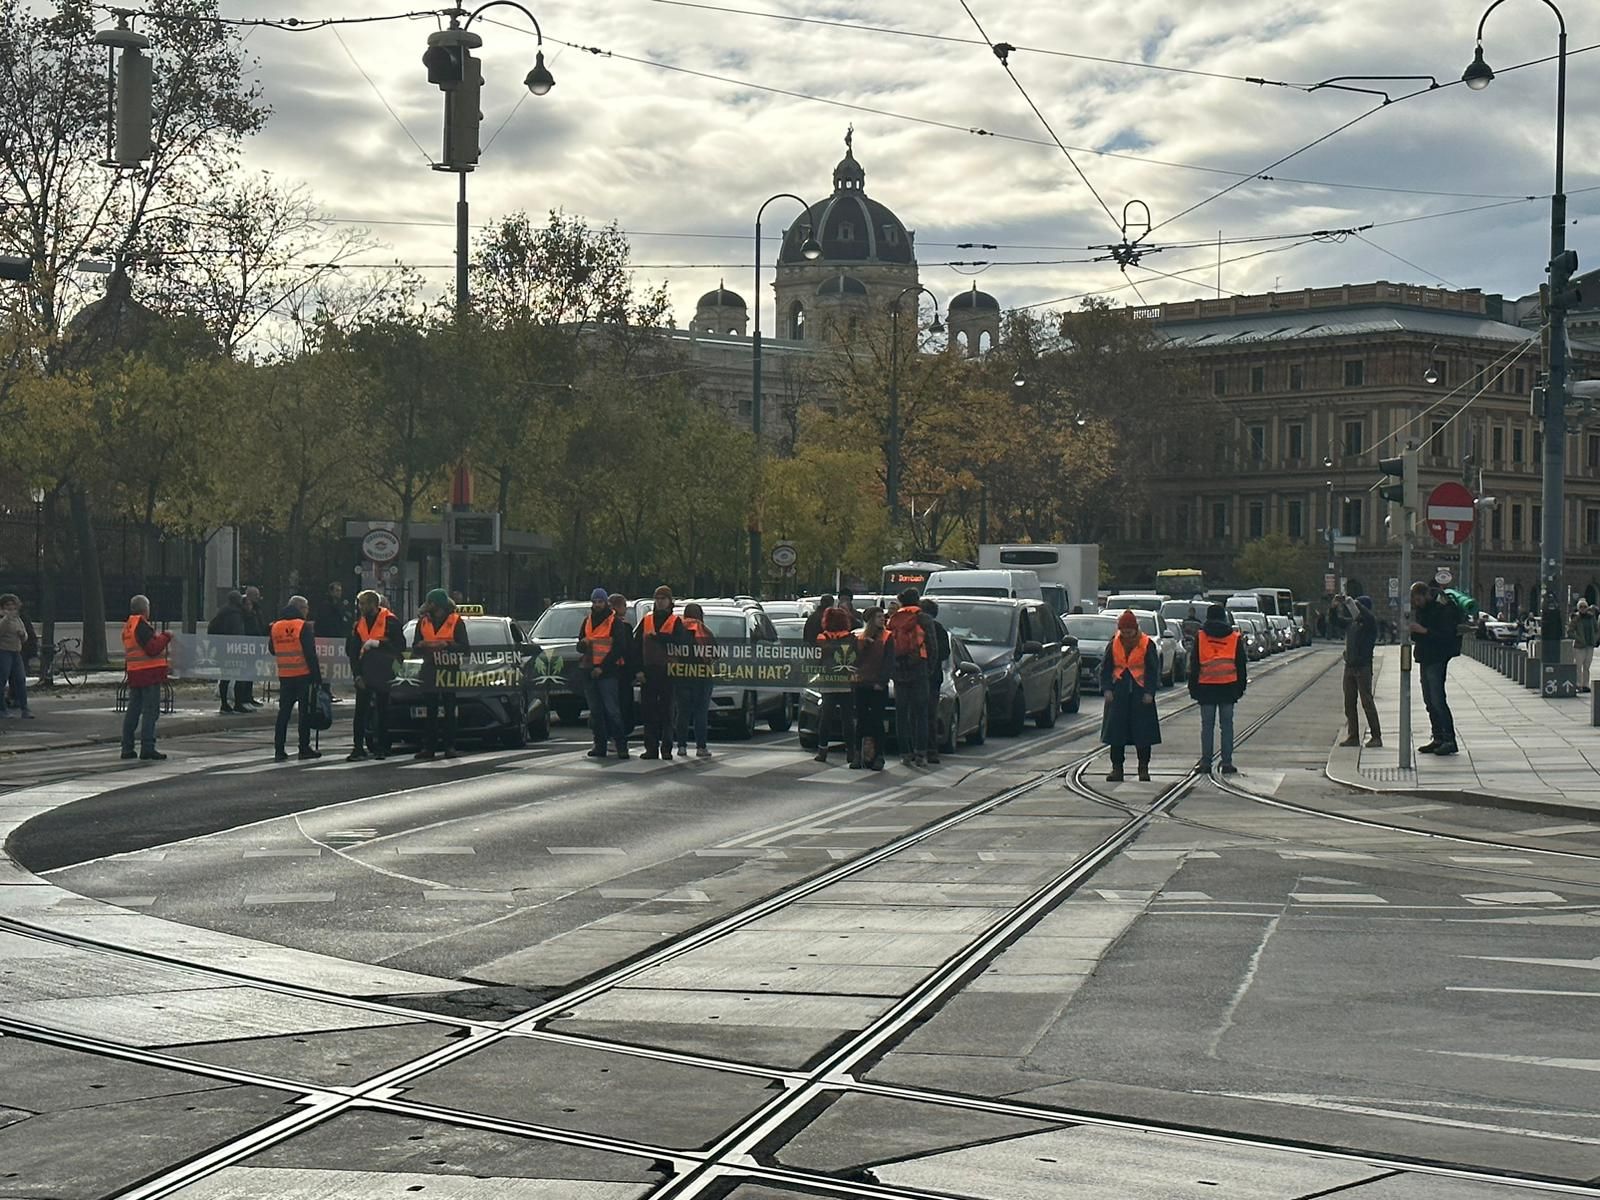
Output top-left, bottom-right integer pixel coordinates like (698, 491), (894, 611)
(0, 686), (279, 755)
(1326, 645), (1600, 815)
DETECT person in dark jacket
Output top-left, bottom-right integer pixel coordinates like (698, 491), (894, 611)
(802, 593), (837, 644)
(1187, 603), (1248, 774)
(1338, 594), (1381, 748)
(207, 591), (247, 713)
(852, 607), (895, 771)
(921, 597), (952, 763)
(413, 588), (472, 759)
(676, 602), (718, 758)
(888, 588), (938, 767)
(345, 589), (406, 760)
(237, 586), (268, 709)
(634, 585), (693, 760)
(271, 595), (322, 761)
(1409, 582), (1460, 755)
(578, 587), (629, 759)
(814, 605), (858, 764)
(1100, 609), (1161, 781)
(608, 593), (637, 742)
(315, 582), (352, 640)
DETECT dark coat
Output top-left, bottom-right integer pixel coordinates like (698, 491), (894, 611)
(208, 602), (246, 637)
(345, 607), (407, 675)
(1187, 620), (1248, 706)
(1100, 632), (1162, 747)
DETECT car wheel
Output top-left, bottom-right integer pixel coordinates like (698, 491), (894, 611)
(1034, 682), (1060, 728)
(941, 703), (959, 755)
(798, 730), (817, 749)
(735, 691), (757, 740)
(965, 699), (988, 745)
(1063, 676), (1081, 713)
(768, 696), (793, 733)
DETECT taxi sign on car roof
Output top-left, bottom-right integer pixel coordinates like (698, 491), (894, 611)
(456, 604), (486, 615)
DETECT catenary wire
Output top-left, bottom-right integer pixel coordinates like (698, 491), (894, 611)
(331, 27), (435, 166)
(94, 4), (448, 30)
(1353, 231), (1463, 290)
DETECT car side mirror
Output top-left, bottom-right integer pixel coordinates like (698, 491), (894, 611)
(1063, 634), (1078, 648)
(955, 662), (981, 678)
(1022, 640), (1044, 656)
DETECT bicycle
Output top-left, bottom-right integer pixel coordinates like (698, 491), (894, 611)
(40, 637), (85, 688)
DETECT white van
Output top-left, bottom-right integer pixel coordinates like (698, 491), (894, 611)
(923, 568), (1044, 601)
(1226, 592), (1262, 613)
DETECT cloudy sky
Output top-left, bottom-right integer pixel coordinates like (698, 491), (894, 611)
(212, 0), (1598, 328)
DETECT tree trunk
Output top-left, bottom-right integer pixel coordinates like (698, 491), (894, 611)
(69, 485), (109, 665)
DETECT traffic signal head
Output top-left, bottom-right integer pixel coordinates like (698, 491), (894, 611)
(1547, 249), (1600, 311)
(1378, 448), (1418, 511)
(442, 50), (482, 170)
(0, 255), (34, 282)
(424, 42), (463, 88)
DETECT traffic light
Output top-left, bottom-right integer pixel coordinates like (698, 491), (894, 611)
(1547, 248), (1600, 311)
(92, 21), (152, 167)
(424, 41), (464, 89)
(0, 255), (33, 282)
(443, 51), (483, 170)
(1378, 447), (1418, 510)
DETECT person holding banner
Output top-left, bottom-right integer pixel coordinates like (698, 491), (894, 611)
(635, 585), (693, 761)
(414, 589), (471, 760)
(271, 595), (323, 762)
(578, 587), (628, 759)
(346, 590), (405, 760)
(814, 605), (858, 765)
(676, 602), (718, 759)
(852, 607), (894, 771)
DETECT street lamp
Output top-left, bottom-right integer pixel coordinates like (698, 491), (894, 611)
(887, 285), (943, 524)
(1464, 0), (1568, 646)
(749, 195), (820, 597)
(30, 486), (43, 614)
(424, 1), (554, 324)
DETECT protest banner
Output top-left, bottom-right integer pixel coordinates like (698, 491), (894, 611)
(664, 639), (860, 691)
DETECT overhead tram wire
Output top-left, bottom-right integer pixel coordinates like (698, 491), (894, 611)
(1352, 231), (1463, 290)
(331, 27), (435, 167)
(91, 4), (449, 30)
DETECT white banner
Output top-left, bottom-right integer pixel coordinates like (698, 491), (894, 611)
(170, 635), (355, 690)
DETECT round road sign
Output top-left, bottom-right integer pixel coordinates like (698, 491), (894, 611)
(1425, 481), (1475, 546)
(362, 528), (400, 563)
(770, 542), (797, 569)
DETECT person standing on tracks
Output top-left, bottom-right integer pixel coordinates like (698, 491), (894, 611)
(1338, 594), (1382, 749)
(346, 589), (404, 760)
(578, 588), (628, 759)
(120, 594), (173, 760)
(921, 597), (951, 764)
(414, 588), (471, 760)
(1568, 600), (1598, 694)
(1100, 609), (1161, 782)
(1409, 582), (1460, 756)
(1189, 603), (1247, 774)
(888, 588), (937, 767)
(271, 595), (322, 762)
(852, 606), (894, 771)
(635, 585), (692, 761)
(813, 604), (858, 765)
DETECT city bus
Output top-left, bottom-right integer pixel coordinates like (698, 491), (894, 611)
(1155, 568), (1207, 598)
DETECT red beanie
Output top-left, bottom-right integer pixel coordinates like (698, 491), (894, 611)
(1117, 609), (1139, 631)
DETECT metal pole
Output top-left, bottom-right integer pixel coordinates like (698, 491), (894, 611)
(455, 171), (469, 324)
(1460, 426), (1474, 590)
(887, 303), (901, 524)
(1399, 532), (1413, 767)
(751, 215), (764, 599)
(1543, 19), (1569, 658)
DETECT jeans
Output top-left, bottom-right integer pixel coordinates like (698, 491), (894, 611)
(894, 672), (931, 758)
(1199, 702), (1234, 767)
(585, 675), (623, 747)
(1343, 665), (1380, 739)
(1577, 646), (1595, 689)
(275, 676), (314, 754)
(674, 680), (712, 749)
(353, 683), (388, 751)
(1419, 659), (1455, 744)
(0, 649), (26, 713)
(121, 683), (160, 753)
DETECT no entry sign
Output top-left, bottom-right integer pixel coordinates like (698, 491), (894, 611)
(1426, 481), (1475, 546)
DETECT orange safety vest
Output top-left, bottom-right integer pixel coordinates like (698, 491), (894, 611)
(122, 615), (166, 682)
(418, 611), (461, 648)
(271, 618), (311, 678)
(1195, 630), (1240, 685)
(640, 611), (681, 637)
(1110, 633), (1151, 688)
(354, 608), (393, 649)
(582, 610), (616, 666)
(818, 628), (855, 642)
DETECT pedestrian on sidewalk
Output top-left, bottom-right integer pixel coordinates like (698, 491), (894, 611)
(346, 589), (404, 760)
(315, 582), (352, 640)
(1338, 594), (1382, 749)
(207, 591), (247, 713)
(852, 607), (894, 771)
(921, 597), (951, 764)
(888, 588), (937, 767)
(120, 595), (172, 760)
(635, 586), (691, 761)
(814, 604), (858, 764)
(0, 594), (32, 719)
(271, 595), (322, 762)
(1189, 603), (1247, 773)
(1409, 582), (1460, 756)
(1569, 600), (1598, 694)
(676, 602), (717, 759)
(414, 589), (470, 760)
(1100, 609), (1161, 782)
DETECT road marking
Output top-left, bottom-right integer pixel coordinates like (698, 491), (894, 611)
(1464, 891), (1568, 905)
(242, 893), (336, 905)
(1449, 856), (1534, 865)
(395, 846), (476, 856)
(1448, 987), (1600, 998)
(547, 846), (627, 856)
(423, 890), (513, 903)
(241, 849), (322, 858)
(1469, 955), (1600, 972)
(1434, 1051), (1600, 1072)
(1290, 893), (1387, 904)
(1512, 822), (1600, 837)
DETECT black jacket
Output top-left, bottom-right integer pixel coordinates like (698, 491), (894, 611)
(1412, 597), (1461, 665)
(634, 608), (694, 673)
(208, 602), (246, 637)
(1343, 602), (1378, 669)
(1187, 620), (1248, 705)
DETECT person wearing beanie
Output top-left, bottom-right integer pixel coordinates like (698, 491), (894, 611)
(814, 604), (857, 764)
(345, 588), (405, 760)
(578, 587), (628, 759)
(1187, 604), (1247, 774)
(634, 585), (693, 760)
(1337, 592), (1381, 749)
(413, 588), (471, 759)
(1099, 609), (1161, 782)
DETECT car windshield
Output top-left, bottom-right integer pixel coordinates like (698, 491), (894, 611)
(1136, 613), (1161, 637)
(763, 602), (804, 619)
(530, 606), (591, 641)
(1066, 615), (1120, 640)
(1160, 601), (1202, 622)
(772, 618), (808, 641)
(930, 600), (1015, 645)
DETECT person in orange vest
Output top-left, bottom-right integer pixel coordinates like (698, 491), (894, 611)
(814, 605), (858, 764)
(633, 585), (692, 760)
(1099, 609), (1162, 782)
(577, 587), (628, 759)
(271, 594), (323, 762)
(675, 601), (718, 759)
(851, 607), (895, 771)
(120, 594), (173, 761)
(413, 588), (471, 759)
(887, 588), (937, 767)
(1187, 603), (1248, 775)
(345, 589), (405, 761)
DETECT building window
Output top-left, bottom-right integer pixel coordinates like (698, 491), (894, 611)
(1429, 419), (1448, 457)
(1534, 505), (1542, 537)
(1248, 501), (1265, 540)
(1213, 369), (1226, 396)
(882, 225), (898, 245)
(1250, 365), (1265, 393)
(1343, 497), (1363, 539)
(838, 221), (855, 240)
(1342, 419), (1364, 458)
(1431, 360), (1447, 385)
(1176, 506), (1191, 542)
(1491, 505), (1503, 541)
(1289, 364), (1305, 391)
(1588, 508), (1600, 545)
(1287, 499), (1304, 539)
(1515, 367), (1526, 395)
(1492, 426), (1504, 462)
(1513, 427), (1525, 464)
(1140, 512), (1154, 541)
(1589, 435), (1600, 470)
(1512, 504), (1523, 542)
(1248, 424), (1267, 462)
(1343, 359), (1365, 388)
(1211, 501), (1229, 540)
(1287, 423), (1304, 461)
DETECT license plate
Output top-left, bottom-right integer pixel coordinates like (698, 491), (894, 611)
(411, 707), (427, 718)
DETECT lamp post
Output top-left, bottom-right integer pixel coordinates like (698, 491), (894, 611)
(750, 195), (820, 598)
(887, 285), (944, 525)
(1464, 0), (1567, 648)
(30, 485), (44, 610)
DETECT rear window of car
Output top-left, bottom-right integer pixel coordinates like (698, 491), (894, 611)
(1066, 615), (1119, 640)
(403, 617), (515, 647)
(926, 585), (1009, 598)
(530, 606), (590, 640)
(929, 600), (1015, 646)
(1160, 600), (1203, 622)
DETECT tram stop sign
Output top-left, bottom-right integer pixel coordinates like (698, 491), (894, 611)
(1425, 481), (1475, 546)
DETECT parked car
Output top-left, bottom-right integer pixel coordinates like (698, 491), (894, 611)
(1164, 618), (1190, 682)
(798, 632), (989, 753)
(385, 613), (549, 748)
(930, 597), (1080, 734)
(1064, 613), (1117, 694)
(526, 600), (594, 726)
(683, 603), (794, 738)
(1106, 593), (1168, 613)
(1234, 611), (1271, 660)
(761, 600), (813, 620)
(1266, 613), (1297, 652)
